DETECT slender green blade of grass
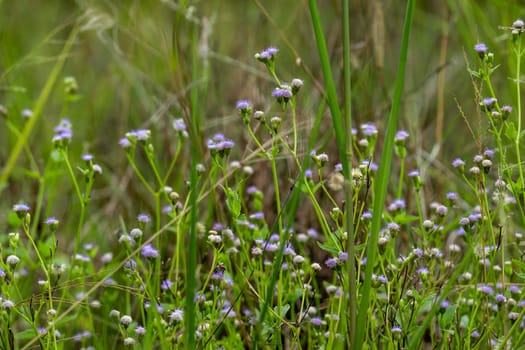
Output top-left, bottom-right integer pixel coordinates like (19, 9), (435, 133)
(341, 0), (356, 345)
(0, 25), (79, 192)
(184, 24), (201, 349)
(307, 0), (354, 347)
(354, 0), (415, 348)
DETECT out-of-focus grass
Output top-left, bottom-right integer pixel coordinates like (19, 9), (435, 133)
(0, 0), (518, 260)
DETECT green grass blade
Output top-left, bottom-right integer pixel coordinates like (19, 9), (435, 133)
(184, 24), (200, 349)
(354, 0), (416, 348)
(307, 0), (354, 346)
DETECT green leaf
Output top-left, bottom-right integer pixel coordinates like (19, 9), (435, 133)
(225, 187), (241, 218)
(505, 122), (517, 141)
(317, 241), (339, 255)
(439, 305), (457, 328)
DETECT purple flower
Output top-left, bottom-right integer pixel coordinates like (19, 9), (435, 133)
(412, 248), (424, 258)
(446, 192), (458, 202)
(53, 119), (73, 143)
(478, 285), (495, 295)
(408, 169), (420, 177)
(206, 134), (235, 152)
(474, 43), (488, 57)
(361, 123), (378, 136)
(482, 97), (497, 110)
(452, 158), (465, 168)
(173, 118), (187, 132)
(272, 87), (293, 99)
(236, 100), (252, 111)
(509, 285), (521, 294)
(304, 168), (313, 179)
(334, 163), (343, 172)
(141, 244), (159, 259)
(127, 129), (150, 141)
(257, 46), (279, 61)
(513, 19), (525, 30)
(325, 257), (339, 269)
(501, 105), (513, 115)
(119, 137), (132, 148)
(395, 130), (409, 142)
(470, 330), (480, 338)
(495, 293), (507, 303)
(161, 279), (173, 290)
(361, 211), (372, 220)
(137, 213), (151, 223)
(310, 317), (323, 326)
(82, 154), (93, 161)
(13, 203), (30, 214)
(440, 300), (450, 309)
(249, 212), (265, 220)
(338, 252), (348, 262)
(391, 326), (402, 334)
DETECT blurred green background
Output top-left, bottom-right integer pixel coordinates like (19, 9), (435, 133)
(0, 0), (522, 233)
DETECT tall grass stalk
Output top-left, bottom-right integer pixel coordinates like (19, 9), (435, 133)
(184, 23), (201, 349)
(355, 0), (415, 348)
(341, 0), (356, 345)
(308, 0), (355, 346)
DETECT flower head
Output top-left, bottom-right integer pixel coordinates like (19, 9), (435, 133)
(255, 46), (279, 62)
(141, 244), (159, 259)
(474, 43), (488, 58)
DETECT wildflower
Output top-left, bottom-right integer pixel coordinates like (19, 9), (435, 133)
(291, 78), (303, 94)
(21, 108), (33, 118)
(395, 130), (409, 143)
(495, 294), (507, 303)
(141, 244), (159, 259)
(127, 129), (150, 142)
(500, 105), (512, 119)
(207, 133), (235, 156)
(255, 46), (279, 62)
(361, 123), (378, 136)
(82, 153), (93, 162)
(311, 262), (321, 271)
(129, 228), (143, 239)
(474, 43), (488, 59)
(161, 279), (173, 290)
(13, 203), (30, 218)
(325, 257), (339, 269)
(2, 300), (15, 309)
(236, 99), (252, 112)
(168, 309), (184, 323)
(338, 252), (348, 262)
(481, 97), (497, 111)
(478, 285), (495, 295)
(173, 118), (188, 137)
(52, 119), (73, 146)
(293, 255), (305, 265)
(123, 337), (135, 346)
(6, 255), (20, 266)
(120, 315), (133, 326)
(135, 326), (146, 336)
(119, 137), (132, 148)
(452, 160), (465, 172)
(513, 19), (525, 30)
(272, 86), (293, 104)
(137, 213), (151, 223)
(109, 310), (120, 318)
(470, 330), (480, 338)
(310, 317), (323, 326)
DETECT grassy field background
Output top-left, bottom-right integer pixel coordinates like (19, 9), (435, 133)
(1, 0), (525, 348)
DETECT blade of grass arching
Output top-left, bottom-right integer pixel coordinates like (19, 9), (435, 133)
(341, 0), (356, 346)
(184, 24), (200, 349)
(354, 0), (415, 349)
(307, 0), (354, 347)
(0, 25), (79, 192)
